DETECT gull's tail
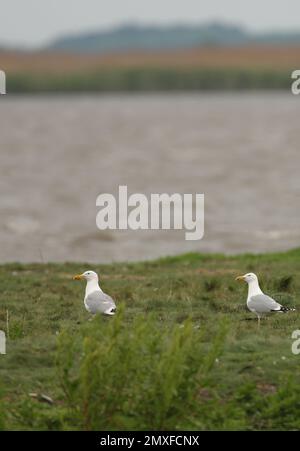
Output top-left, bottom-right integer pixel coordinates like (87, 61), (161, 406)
(104, 307), (116, 316)
(272, 306), (296, 313)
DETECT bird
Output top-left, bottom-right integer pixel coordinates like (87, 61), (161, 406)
(73, 270), (116, 316)
(235, 272), (295, 324)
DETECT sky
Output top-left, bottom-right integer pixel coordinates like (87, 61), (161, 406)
(1, 0), (300, 47)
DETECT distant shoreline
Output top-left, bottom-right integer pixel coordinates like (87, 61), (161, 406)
(0, 46), (297, 92)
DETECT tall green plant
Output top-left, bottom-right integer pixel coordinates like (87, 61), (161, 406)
(56, 308), (227, 430)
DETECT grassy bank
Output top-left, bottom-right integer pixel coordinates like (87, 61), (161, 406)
(1, 249), (300, 430)
(7, 67), (291, 92)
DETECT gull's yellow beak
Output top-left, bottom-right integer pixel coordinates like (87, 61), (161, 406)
(235, 275), (246, 282)
(73, 274), (84, 280)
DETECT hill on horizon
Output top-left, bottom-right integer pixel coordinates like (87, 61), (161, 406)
(44, 22), (300, 54)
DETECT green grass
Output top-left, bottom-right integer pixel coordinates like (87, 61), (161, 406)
(8, 67), (292, 93)
(1, 249), (300, 430)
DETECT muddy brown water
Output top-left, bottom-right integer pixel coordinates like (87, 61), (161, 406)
(0, 92), (299, 263)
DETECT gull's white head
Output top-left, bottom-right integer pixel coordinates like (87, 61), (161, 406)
(235, 272), (258, 284)
(73, 270), (99, 282)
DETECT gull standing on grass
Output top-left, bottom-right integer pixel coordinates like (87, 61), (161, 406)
(73, 270), (116, 316)
(235, 273), (295, 324)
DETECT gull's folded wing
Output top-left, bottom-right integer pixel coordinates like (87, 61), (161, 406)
(85, 291), (116, 315)
(248, 294), (281, 313)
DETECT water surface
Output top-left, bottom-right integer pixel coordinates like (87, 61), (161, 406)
(0, 92), (299, 262)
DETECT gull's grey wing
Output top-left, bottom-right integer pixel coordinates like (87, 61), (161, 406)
(248, 294), (281, 313)
(85, 291), (116, 315)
